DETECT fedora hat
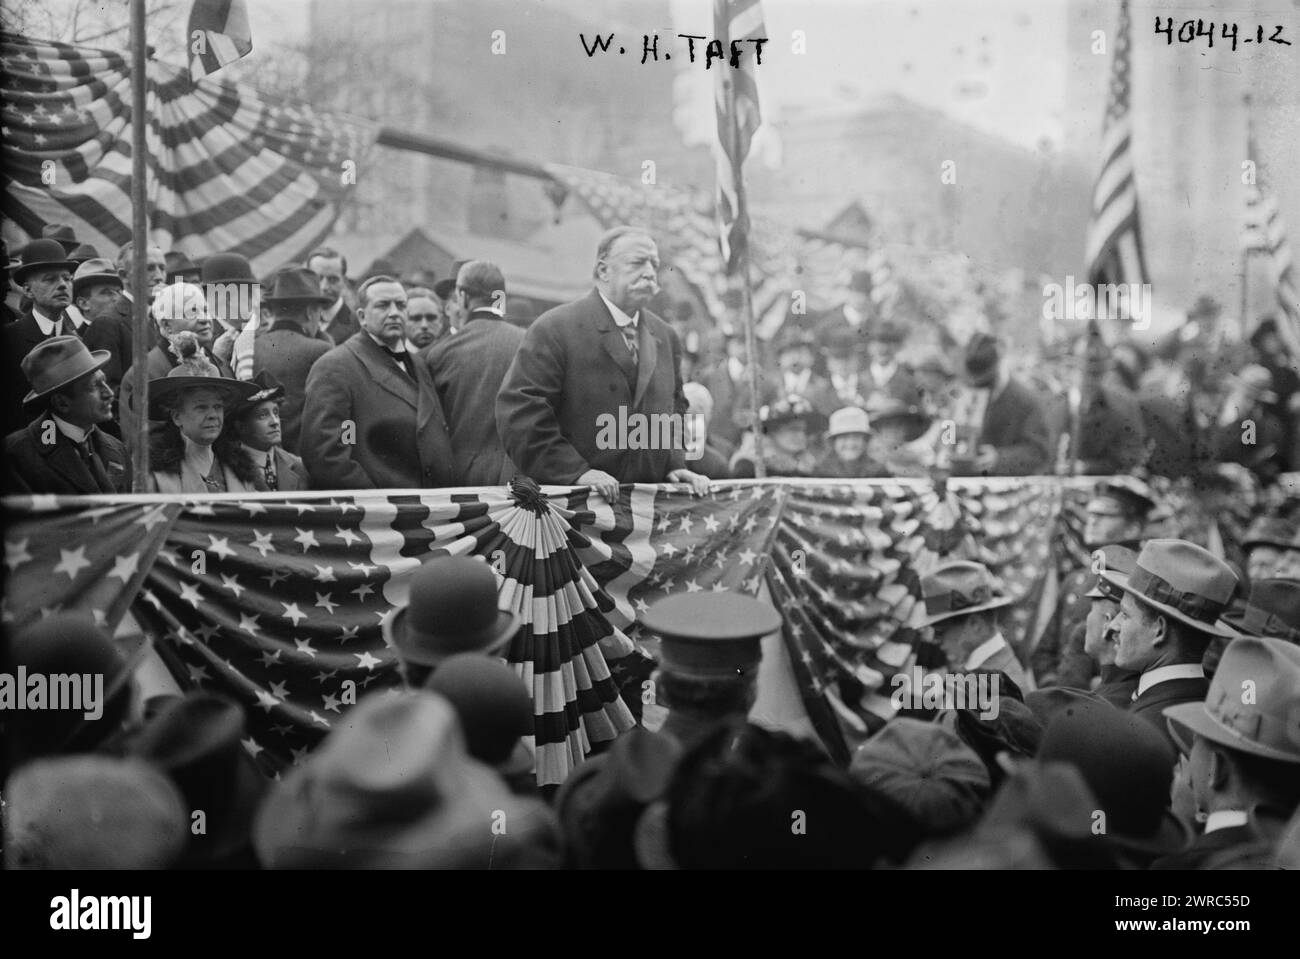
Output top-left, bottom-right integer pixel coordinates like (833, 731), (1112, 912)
(1165, 637), (1300, 764)
(1100, 539), (1239, 639)
(201, 251), (258, 286)
(123, 692), (267, 865)
(826, 405), (871, 439)
(164, 249), (202, 282)
(40, 222), (80, 255)
(252, 691), (559, 869)
(920, 560), (1013, 626)
(68, 242), (100, 264)
(19, 335), (111, 405)
(1037, 700), (1191, 858)
(145, 332), (259, 419)
(13, 238), (76, 284)
(1221, 578), (1300, 644)
(263, 265), (333, 305)
(383, 556), (521, 668)
(1242, 515), (1299, 551)
(71, 257), (125, 297)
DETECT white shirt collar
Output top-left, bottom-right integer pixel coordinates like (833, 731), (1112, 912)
(1203, 810), (1249, 834)
(783, 369), (812, 395)
(241, 443), (271, 468)
(51, 414), (89, 444)
(32, 306), (62, 335)
(598, 291), (639, 329)
(965, 632), (1007, 670)
(65, 304), (88, 329)
(1135, 663), (1205, 698)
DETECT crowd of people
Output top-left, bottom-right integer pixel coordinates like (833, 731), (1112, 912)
(6, 223), (1298, 497)
(3, 220), (1299, 870)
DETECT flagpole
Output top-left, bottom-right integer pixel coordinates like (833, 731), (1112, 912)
(129, 0), (150, 491)
(1240, 92), (1253, 340)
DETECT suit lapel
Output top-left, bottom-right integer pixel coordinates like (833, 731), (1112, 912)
(592, 295), (636, 388)
(39, 429), (97, 492)
(632, 320), (659, 410)
(352, 336), (417, 409)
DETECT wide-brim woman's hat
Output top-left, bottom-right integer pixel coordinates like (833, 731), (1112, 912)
(826, 405), (871, 439)
(865, 396), (931, 442)
(13, 238), (76, 284)
(760, 397), (826, 434)
(1099, 538), (1239, 639)
(919, 560), (1013, 626)
(229, 369), (286, 417)
(1165, 636), (1300, 765)
(382, 556), (521, 668)
(20, 335), (112, 404)
(146, 373), (260, 421)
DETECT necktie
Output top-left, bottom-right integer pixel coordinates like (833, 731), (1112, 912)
(78, 439), (113, 492)
(392, 350), (416, 379)
(621, 324), (639, 367)
(264, 457), (277, 492)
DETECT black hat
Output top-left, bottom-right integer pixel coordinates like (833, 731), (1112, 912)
(263, 266), (333, 305)
(382, 556), (521, 668)
(964, 333), (1000, 384)
(1221, 578), (1300, 644)
(760, 395), (827, 435)
(164, 250), (202, 282)
(201, 252), (258, 286)
(639, 593), (781, 681)
(40, 223), (80, 255)
(68, 242), (100, 264)
(1087, 475), (1157, 521)
(13, 238), (76, 284)
(229, 369), (286, 418)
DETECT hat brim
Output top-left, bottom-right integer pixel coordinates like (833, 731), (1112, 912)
(921, 594), (1014, 627)
(72, 273), (124, 297)
(1164, 700), (1300, 765)
(383, 604), (522, 668)
(22, 349), (112, 404)
(1098, 570), (1240, 640)
(14, 258), (77, 284)
(145, 376), (260, 419)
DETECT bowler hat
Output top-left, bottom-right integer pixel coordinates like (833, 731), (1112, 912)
(826, 405), (871, 439)
(1164, 636), (1300, 764)
(4, 756), (189, 869)
(1083, 544), (1137, 601)
(201, 251), (258, 286)
(1221, 578), (1300, 644)
(263, 265), (333, 305)
(919, 560), (1013, 626)
(1038, 700), (1191, 857)
(964, 332), (1000, 384)
(71, 257), (124, 297)
(68, 242), (100, 263)
(123, 692), (268, 866)
(40, 222), (80, 255)
(19, 335), (111, 405)
(424, 654), (535, 769)
(640, 592), (780, 681)
(12, 238), (76, 284)
(382, 556), (521, 668)
(1099, 539), (1239, 639)
(164, 249), (202, 282)
(252, 691), (559, 868)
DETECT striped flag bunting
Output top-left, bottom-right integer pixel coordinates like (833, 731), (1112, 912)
(548, 162), (888, 340)
(713, 0), (765, 272)
(1, 35), (376, 278)
(187, 0), (253, 82)
(1083, 0), (1150, 288)
(1243, 128), (1300, 359)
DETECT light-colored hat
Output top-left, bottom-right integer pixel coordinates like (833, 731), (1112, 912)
(1099, 538), (1239, 639)
(1164, 636), (1300, 764)
(71, 256), (124, 296)
(19, 335), (111, 404)
(826, 405), (871, 438)
(919, 561), (1013, 626)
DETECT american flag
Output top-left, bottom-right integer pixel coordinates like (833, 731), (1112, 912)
(769, 478), (1059, 763)
(1243, 121), (1300, 360)
(1082, 0), (1150, 288)
(0, 36), (375, 277)
(187, 0), (253, 83)
(713, 0), (765, 273)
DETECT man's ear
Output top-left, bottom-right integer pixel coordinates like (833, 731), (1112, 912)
(1150, 613), (1168, 647)
(1207, 745), (1232, 791)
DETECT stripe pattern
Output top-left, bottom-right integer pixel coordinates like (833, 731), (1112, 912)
(1, 36), (375, 278)
(1083, 0), (1150, 288)
(713, 0), (765, 272)
(1243, 131), (1300, 358)
(187, 0), (253, 82)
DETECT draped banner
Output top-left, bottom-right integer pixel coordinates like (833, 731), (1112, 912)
(7, 475), (1247, 781)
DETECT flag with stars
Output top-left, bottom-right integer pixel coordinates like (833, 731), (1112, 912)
(3, 496), (178, 634)
(1, 35), (376, 277)
(767, 478), (1059, 764)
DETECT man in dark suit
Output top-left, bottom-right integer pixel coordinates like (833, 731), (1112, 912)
(496, 227), (710, 500)
(949, 333), (1051, 476)
(426, 260), (524, 487)
(700, 327), (773, 449)
(3, 239), (78, 436)
(1049, 329), (1147, 474)
(71, 259), (133, 402)
(253, 267), (334, 456)
(5, 336), (130, 495)
(812, 268), (876, 360)
(1099, 539), (1238, 753)
(300, 275), (455, 490)
(306, 247), (359, 346)
(1154, 636), (1300, 869)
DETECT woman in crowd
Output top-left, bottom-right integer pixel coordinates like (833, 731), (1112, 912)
(221, 371), (311, 492)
